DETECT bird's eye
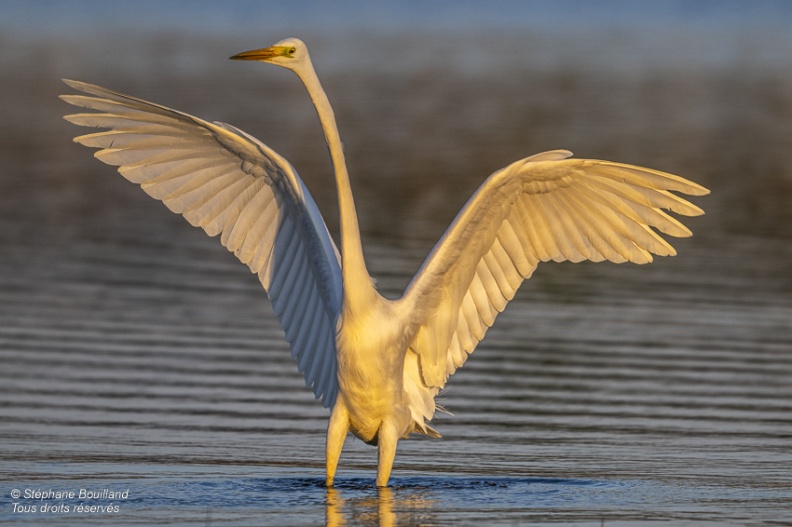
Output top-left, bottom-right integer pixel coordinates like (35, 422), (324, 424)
(288, 47), (297, 56)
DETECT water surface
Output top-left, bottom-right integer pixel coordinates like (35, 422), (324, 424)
(1, 10), (791, 526)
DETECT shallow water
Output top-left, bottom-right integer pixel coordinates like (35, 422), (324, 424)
(2, 11), (792, 527)
(4, 467), (786, 527)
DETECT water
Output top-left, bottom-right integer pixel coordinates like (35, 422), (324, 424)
(2, 6), (792, 526)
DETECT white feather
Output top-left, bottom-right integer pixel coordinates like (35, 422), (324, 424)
(61, 79), (342, 408)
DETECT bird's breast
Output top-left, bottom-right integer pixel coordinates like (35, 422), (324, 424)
(334, 306), (411, 442)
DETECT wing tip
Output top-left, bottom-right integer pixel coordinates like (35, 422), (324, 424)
(62, 78), (92, 93)
(686, 180), (711, 197)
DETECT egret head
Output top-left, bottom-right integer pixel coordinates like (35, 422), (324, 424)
(230, 37), (310, 72)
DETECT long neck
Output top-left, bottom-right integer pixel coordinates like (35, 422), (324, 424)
(297, 62), (375, 309)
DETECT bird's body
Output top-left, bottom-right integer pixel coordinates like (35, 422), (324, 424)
(61, 37), (709, 487)
(337, 296), (406, 444)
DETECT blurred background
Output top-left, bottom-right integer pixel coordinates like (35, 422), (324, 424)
(1, 1), (790, 525)
(3, 0), (792, 246)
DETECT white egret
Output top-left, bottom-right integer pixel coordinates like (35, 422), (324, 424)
(61, 37), (709, 487)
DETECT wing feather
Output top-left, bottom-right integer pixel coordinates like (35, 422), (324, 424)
(498, 220), (538, 277)
(61, 79), (342, 408)
(554, 190), (600, 260)
(268, 218), (301, 299)
(402, 150), (708, 426)
(580, 182), (678, 254)
(297, 300), (323, 371)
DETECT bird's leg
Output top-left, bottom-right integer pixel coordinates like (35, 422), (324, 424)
(325, 400), (349, 487)
(376, 419), (400, 487)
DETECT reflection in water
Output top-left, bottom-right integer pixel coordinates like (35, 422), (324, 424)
(376, 488), (396, 527)
(325, 486), (432, 527)
(325, 488), (345, 527)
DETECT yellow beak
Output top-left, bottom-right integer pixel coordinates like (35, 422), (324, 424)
(230, 46), (288, 61)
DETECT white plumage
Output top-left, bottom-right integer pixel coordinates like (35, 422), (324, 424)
(62, 37), (708, 487)
(62, 79), (342, 409)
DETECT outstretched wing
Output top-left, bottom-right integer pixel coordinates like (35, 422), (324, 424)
(61, 79), (342, 408)
(403, 150), (709, 407)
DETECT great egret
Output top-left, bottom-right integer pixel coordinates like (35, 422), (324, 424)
(61, 37), (708, 487)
